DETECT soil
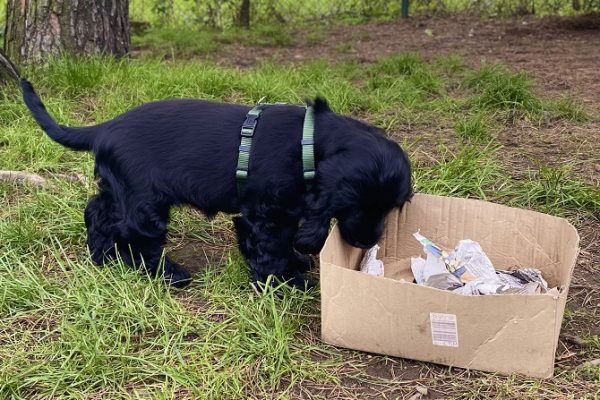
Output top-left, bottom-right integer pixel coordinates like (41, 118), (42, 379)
(168, 14), (600, 398)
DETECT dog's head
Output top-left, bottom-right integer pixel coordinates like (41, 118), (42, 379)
(331, 124), (412, 249)
(295, 102), (412, 254)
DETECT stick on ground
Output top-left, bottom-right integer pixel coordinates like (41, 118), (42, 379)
(0, 170), (46, 187)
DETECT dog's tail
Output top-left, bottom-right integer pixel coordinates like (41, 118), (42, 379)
(0, 50), (96, 151)
(20, 80), (96, 150)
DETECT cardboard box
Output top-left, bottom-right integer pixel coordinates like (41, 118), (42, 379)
(320, 194), (579, 378)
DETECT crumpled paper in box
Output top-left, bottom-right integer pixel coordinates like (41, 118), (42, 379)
(359, 232), (554, 295)
(359, 244), (384, 276)
(411, 231), (552, 295)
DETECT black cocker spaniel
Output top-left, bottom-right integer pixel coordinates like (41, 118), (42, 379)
(3, 52), (412, 289)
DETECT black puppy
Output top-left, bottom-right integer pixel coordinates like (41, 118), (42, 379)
(1, 53), (412, 289)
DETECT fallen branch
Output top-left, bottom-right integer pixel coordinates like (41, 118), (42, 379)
(50, 172), (88, 185)
(0, 170), (88, 188)
(0, 170), (46, 187)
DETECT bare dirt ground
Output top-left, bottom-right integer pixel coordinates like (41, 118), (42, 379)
(172, 14), (600, 398)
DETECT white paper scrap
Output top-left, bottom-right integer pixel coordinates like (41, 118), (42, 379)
(411, 253), (448, 285)
(359, 244), (384, 276)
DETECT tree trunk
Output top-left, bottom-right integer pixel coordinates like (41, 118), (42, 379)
(237, 0), (250, 29)
(4, 0), (130, 63)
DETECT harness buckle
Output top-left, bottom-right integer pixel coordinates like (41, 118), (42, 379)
(236, 169), (248, 179)
(241, 114), (258, 137)
(242, 114), (258, 130)
(303, 169), (316, 180)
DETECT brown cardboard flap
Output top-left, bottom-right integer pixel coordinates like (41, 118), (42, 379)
(382, 257), (414, 282)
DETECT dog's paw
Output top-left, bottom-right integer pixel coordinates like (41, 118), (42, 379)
(290, 252), (314, 273)
(164, 263), (192, 288)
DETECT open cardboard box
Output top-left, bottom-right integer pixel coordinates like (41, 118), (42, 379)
(319, 194), (580, 378)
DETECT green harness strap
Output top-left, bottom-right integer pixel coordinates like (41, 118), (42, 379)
(236, 104), (316, 198)
(236, 105), (264, 197)
(301, 106), (316, 187)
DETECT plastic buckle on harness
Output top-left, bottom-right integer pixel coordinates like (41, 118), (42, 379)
(242, 113), (259, 128)
(236, 169), (248, 179)
(303, 169), (316, 180)
(241, 114), (259, 137)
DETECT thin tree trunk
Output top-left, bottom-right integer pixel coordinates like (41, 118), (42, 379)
(4, 0), (130, 64)
(237, 0), (250, 29)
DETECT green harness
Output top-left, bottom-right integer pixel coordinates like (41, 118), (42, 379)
(235, 103), (315, 198)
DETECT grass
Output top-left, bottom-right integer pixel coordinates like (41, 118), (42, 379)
(132, 25), (294, 58)
(464, 64), (591, 122)
(413, 143), (505, 199)
(0, 250), (330, 399)
(455, 112), (492, 142)
(306, 29), (324, 46)
(505, 165), (600, 214)
(1, 50), (599, 399)
(465, 64), (543, 114)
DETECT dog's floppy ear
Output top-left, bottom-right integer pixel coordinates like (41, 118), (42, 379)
(312, 97), (331, 113)
(294, 190), (332, 254)
(305, 96), (331, 113)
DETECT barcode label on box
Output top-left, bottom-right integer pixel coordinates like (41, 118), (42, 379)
(430, 313), (458, 347)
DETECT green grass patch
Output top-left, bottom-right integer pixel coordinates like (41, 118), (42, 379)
(455, 112), (492, 142)
(132, 27), (220, 57)
(462, 64), (591, 124)
(133, 25), (294, 59)
(464, 64), (543, 115)
(504, 165), (600, 215)
(369, 53), (443, 95)
(435, 54), (466, 76)
(546, 97), (590, 122)
(413, 143), (505, 199)
(0, 248), (333, 399)
(306, 29), (325, 45)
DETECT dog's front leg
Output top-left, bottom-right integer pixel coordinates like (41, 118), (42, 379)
(234, 214), (312, 290)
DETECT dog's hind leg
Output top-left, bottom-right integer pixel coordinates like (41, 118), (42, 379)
(87, 164), (191, 287)
(85, 189), (118, 265)
(233, 216), (252, 261)
(114, 199), (192, 288)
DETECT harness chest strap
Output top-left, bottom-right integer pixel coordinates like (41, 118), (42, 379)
(301, 105), (316, 185)
(235, 105), (263, 196)
(236, 104), (316, 197)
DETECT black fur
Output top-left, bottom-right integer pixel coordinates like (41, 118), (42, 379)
(14, 72), (412, 289)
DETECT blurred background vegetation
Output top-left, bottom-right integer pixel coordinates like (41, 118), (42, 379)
(1, 0), (599, 33)
(125, 0), (599, 29)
